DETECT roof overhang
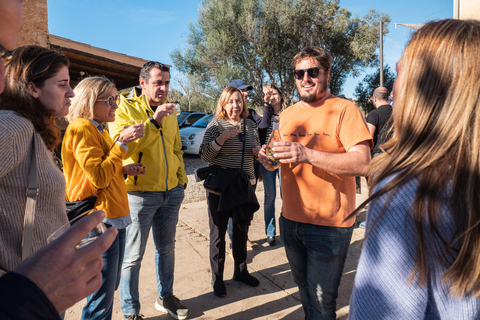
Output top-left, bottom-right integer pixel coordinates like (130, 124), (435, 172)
(49, 35), (167, 89)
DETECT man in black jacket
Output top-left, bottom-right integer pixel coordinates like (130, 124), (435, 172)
(366, 86), (393, 158)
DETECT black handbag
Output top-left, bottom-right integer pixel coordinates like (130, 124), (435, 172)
(66, 182), (108, 224)
(66, 196), (98, 224)
(202, 120), (246, 195)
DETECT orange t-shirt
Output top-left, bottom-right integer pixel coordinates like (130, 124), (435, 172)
(279, 95), (372, 227)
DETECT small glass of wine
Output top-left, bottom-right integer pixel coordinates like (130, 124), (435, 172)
(171, 104), (181, 116)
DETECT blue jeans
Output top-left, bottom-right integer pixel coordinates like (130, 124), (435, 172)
(280, 215), (353, 320)
(120, 186), (184, 316)
(82, 226), (126, 320)
(259, 164), (281, 237)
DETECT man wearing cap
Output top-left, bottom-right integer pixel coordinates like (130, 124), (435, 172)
(366, 86), (392, 158)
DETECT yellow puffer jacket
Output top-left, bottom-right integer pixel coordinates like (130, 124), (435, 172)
(108, 89), (187, 192)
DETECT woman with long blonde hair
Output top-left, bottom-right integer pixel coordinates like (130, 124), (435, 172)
(349, 19), (480, 319)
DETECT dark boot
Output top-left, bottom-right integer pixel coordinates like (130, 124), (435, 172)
(233, 265), (260, 287)
(212, 275), (227, 297)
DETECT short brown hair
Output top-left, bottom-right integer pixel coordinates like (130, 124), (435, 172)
(291, 46), (331, 72)
(215, 86), (248, 120)
(373, 87), (389, 101)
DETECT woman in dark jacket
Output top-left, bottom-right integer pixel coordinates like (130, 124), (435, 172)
(200, 86), (260, 298)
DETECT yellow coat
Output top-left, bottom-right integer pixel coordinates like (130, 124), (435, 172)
(62, 118), (129, 219)
(108, 91), (187, 192)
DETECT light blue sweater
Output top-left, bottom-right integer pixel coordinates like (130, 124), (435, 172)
(349, 176), (480, 319)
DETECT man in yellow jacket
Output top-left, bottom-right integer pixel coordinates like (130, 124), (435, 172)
(109, 61), (189, 320)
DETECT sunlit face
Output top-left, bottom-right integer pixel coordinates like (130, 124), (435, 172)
(270, 88), (281, 107)
(295, 57), (330, 103)
(30, 66), (75, 117)
(140, 67), (170, 107)
(0, 0), (22, 94)
(93, 88), (118, 124)
(223, 91), (243, 121)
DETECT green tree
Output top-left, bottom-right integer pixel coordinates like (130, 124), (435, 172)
(354, 65), (395, 114)
(171, 0), (390, 108)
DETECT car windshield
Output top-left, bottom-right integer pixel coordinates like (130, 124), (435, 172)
(192, 115), (213, 128)
(177, 112), (189, 124)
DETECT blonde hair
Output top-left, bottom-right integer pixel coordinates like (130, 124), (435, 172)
(215, 86), (248, 120)
(353, 19), (480, 297)
(66, 76), (116, 122)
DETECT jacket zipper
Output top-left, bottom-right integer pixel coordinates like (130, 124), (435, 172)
(144, 96), (169, 191)
(160, 130), (169, 191)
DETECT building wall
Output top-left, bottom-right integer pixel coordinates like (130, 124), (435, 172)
(459, 0), (480, 20)
(16, 0), (49, 47)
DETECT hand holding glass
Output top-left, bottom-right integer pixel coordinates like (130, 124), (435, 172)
(48, 210), (106, 249)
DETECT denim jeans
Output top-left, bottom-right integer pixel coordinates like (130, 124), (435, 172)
(259, 164), (281, 237)
(280, 215), (353, 320)
(120, 186), (184, 316)
(82, 226), (126, 320)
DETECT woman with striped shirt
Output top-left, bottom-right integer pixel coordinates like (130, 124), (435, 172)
(200, 86), (260, 298)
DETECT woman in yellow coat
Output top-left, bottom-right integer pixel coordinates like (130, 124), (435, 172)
(62, 76), (145, 320)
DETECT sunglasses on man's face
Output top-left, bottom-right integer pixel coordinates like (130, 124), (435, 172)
(0, 43), (14, 67)
(97, 95), (121, 108)
(293, 67), (322, 80)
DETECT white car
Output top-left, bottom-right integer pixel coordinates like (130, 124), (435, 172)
(180, 114), (213, 155)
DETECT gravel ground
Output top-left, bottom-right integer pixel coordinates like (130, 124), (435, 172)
(182, 153), (263, 204)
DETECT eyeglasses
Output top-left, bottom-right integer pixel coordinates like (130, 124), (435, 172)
(293, 67), (322, 80)
(97, 95), (120, 107)
(0, 43), (14, 67)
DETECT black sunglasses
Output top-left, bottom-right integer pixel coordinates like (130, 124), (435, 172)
(0, 43), (14, 67)
(293, 67), (322, 80)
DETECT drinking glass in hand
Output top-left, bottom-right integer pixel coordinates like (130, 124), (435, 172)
(171, 104), (181, 116)
(48, 210), (106, 249)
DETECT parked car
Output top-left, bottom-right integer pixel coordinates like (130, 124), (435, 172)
(180, 114), (213, 155)
(177, 111), (208, 128)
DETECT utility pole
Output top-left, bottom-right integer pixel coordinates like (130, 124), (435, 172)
(379, 20), (384, 87)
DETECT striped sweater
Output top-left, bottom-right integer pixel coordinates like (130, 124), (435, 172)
(200, 117), (260, 184)
(0, 111), (67, 274)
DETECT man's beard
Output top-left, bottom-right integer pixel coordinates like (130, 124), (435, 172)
(298, 81), (328, 103)
(299, 92), (317, 103)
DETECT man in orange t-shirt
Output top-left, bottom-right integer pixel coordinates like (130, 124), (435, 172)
(259, 46), (372, 319)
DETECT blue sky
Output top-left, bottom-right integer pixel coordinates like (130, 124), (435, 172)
(48, 0), (452, 98)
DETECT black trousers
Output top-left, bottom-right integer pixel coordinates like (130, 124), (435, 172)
(207, 191), (248, 281)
